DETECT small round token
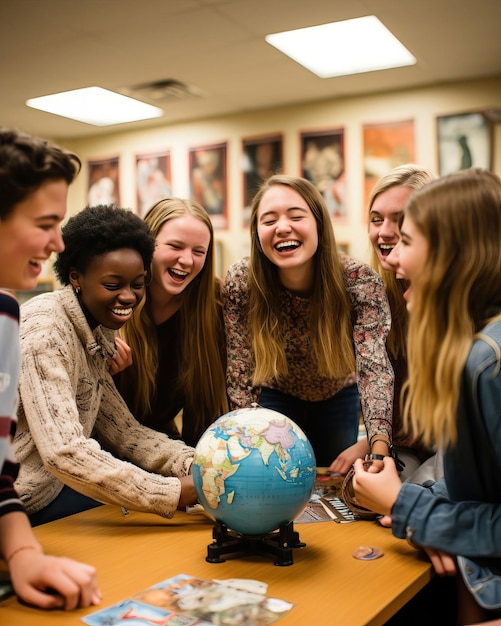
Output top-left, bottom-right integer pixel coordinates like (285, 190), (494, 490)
(352, 546), (384, 560)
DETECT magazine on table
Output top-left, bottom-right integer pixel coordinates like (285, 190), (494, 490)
(295, 469), (359, 524)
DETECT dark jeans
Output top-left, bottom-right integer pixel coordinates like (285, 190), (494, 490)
(29, 485), (103, 527)
(259, 383), (361, 466)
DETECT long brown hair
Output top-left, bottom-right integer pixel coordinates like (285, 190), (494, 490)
(402, 168), (501, 448)
(120, 198), (228, 433)
(248, 174), (354, 384)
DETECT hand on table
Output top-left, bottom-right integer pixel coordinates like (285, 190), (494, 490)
(9, 550), (101, 610)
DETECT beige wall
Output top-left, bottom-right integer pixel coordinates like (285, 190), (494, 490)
(62, 76), (501, 278)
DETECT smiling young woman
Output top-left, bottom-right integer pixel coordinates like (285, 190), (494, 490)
(367, 164), (438, 482)
(13, 204), (198, 527)
(354, 168), (501, 623)
(223, 174), (394, 471)
(115, 198), (228, 447)
(0, 127), (102, 610)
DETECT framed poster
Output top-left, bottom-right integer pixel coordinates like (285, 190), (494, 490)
(362, 119), (415, 208)
(300, 129), (345, 220)
(136, 151), (172, 217)
(189, 142), (227, 229)
(437, 111), (492, 175)
(241, 134), (283, 226)
(87, 156), (120, 205)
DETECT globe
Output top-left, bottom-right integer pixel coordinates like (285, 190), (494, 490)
(192, 406), (316, 536)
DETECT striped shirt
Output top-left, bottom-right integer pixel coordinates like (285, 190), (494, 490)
(0, 290), (24, 517)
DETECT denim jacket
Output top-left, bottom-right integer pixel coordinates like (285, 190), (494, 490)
(391, 320), (501, 609)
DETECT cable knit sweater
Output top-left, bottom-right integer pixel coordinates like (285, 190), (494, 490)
(14, 285), (194, 518)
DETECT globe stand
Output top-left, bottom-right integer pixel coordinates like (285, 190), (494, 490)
(206, 520), (305, 566)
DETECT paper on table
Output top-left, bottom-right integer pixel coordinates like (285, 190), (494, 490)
(82, 573), (294, 625)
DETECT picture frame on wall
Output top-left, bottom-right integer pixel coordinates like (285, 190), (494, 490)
(300, 128), (345, 220)
(189, 142), (228, 229)
(362, 119), (415, 209)
(437, 111), (492, 175)
(87, 156), (120, 205)
(136, 151), (172, 217)
(241, 134), (283, 226)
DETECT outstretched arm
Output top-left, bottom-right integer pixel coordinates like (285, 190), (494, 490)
(345, 260), (393, 446)
(222, 260), (260, 408)
(0, 511), (101, 610)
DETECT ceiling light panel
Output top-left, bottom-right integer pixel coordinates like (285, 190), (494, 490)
(26, 86), (164, 126)
(266, 15), (416, 79)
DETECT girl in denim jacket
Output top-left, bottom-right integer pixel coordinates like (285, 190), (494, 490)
(353, 168), (501, 624)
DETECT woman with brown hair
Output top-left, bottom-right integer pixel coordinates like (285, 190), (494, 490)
(223, 174), (394, 470)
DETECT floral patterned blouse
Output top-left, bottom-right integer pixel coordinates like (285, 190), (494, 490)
(222, 256), (394, 443)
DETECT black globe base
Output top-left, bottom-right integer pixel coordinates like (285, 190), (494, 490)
(206, 520), (306, 566)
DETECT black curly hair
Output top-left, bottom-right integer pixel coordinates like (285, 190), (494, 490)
(54, 204), (155, 285)
(0, 127), (81, 218)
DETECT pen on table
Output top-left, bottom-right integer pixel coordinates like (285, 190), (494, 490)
(121, 506), (129, 516)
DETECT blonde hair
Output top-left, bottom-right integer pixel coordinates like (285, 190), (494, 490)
(248, 174), (355, 384)
(120, 198), (228, 434)
(368, 164), (436, 359)
(402, 169), (501, 449)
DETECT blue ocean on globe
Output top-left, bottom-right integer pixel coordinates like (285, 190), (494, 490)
(192, 406), (316, 535)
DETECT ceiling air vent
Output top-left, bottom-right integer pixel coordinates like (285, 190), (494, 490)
(125, 79), (204, 103)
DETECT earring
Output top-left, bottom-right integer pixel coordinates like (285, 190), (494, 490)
(75, 286), (81, 295)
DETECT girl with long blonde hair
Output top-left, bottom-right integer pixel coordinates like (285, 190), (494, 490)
(223, 174), (394, 470)
(353, 169), (501, 623)
(368, 164), (437, 479)
(116, 198), (228, 446)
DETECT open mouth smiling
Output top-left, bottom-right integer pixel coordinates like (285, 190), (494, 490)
(168, 268), (189, 280)
(275, 240), (301, 253)
(111, 307), (133, 317)
(379, 244), (395, 257)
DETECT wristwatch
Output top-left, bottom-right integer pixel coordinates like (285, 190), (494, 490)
(365, 447), (405, 472)
(364, 453), (385, 462)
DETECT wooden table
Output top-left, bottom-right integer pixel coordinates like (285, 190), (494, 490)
(0, 505), (432, 625)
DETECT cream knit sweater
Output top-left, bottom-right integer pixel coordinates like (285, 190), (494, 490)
(14, 285), (194, 518)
